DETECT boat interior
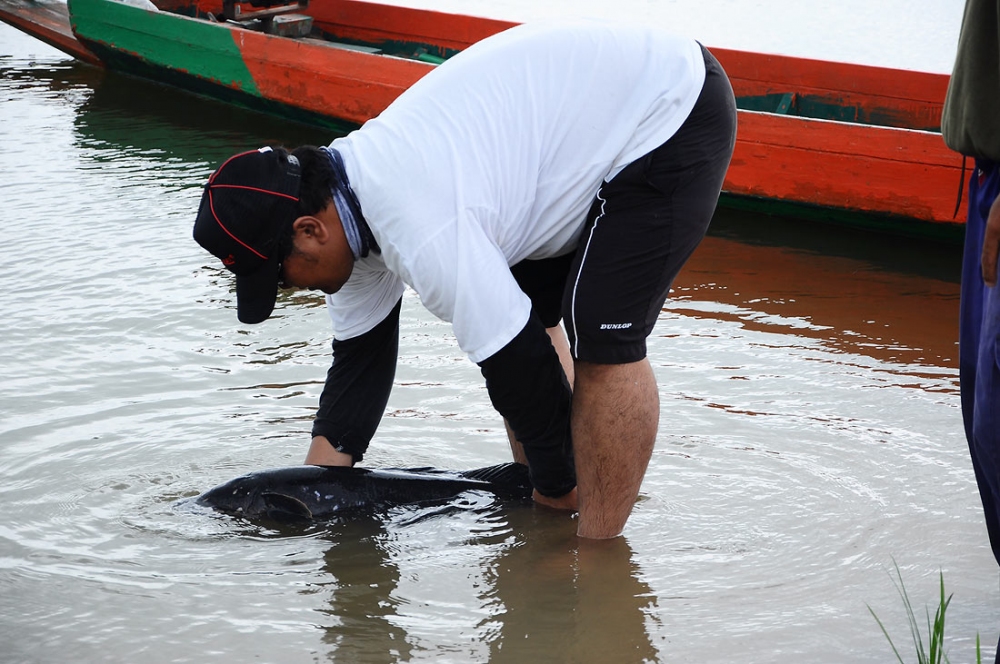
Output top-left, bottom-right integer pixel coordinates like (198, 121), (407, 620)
(735, 91), (941, 131)
(133, 0), (949, 132)
(154, 0), (513, 62)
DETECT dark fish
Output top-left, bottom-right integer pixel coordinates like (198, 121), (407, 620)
(184, 462), (533, 522)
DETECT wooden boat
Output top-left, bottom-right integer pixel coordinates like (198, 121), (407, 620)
(716, 48), (962, 236)
(0, 0), (965, 237)
(0, 0), (100, 64)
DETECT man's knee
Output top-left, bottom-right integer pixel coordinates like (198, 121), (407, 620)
(573, 357), (651, 383)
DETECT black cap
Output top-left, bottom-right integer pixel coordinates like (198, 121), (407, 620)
(193, 147), (301, 324)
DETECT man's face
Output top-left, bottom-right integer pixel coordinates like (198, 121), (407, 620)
(278, 217), (354, 294)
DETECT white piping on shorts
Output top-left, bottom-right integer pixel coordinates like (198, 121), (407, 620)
(569, 188), (607, 358)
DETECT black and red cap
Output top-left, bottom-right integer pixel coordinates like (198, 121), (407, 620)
(193, 147), (301, 324)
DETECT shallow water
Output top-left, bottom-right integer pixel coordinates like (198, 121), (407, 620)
(1, 14), (997, 664)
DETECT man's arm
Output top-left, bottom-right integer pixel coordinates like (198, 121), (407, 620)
(478, 311), (576, 498)
(305, 298), (402, 465)
(982, 191), (1000, 287)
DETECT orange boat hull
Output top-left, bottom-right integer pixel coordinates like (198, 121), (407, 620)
(1, 0), (965, 232)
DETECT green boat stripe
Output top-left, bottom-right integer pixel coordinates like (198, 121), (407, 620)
(69, 0), (259, 95)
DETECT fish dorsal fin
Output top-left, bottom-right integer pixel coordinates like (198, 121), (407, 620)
(459, 463), (533, 499)
(261, 492), (313, 521)
(461, 463), (528, 484)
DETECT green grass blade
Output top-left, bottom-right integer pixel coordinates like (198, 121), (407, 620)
(867, 604), (907, 664)
(870, 561), (981, 664)
(891, 561), (928, 663)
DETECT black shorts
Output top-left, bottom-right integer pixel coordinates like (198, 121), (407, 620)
(511, 45), (737, 364)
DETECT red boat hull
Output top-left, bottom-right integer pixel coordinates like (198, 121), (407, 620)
(0, 0), (966, 232)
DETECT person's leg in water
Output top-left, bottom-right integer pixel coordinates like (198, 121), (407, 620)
(567, 47), (736, 538)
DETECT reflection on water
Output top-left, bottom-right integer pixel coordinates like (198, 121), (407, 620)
(1, 22), (997, 664)
(73, 69), (328, 167)
(306, 502), (658, 664)
(316, 518), (414, 663)
(481, 510), (658, 664)
(682, 210), (961, 373)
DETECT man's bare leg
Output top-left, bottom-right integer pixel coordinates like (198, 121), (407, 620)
(504, 421), (529, 465)
(573, 358), (658, 539)
(505, 324), (575, 465)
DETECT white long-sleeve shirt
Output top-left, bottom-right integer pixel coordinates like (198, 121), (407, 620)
(327, 20), (706, 362)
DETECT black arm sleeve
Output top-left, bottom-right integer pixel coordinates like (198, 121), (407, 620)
(311, 298), (401, 463)
(477, 312), (575, 497)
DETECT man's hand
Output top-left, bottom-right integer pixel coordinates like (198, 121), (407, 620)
(304, 436), (354, 466)
(533, 487), (579, 512)
(982, 192), (1000, 287)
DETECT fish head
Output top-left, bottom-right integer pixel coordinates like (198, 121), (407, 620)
(194, 472), (314, 521)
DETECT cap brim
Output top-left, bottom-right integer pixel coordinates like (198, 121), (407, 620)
(235, 256), (280, 324)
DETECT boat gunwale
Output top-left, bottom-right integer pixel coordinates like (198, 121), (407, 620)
(56, 0), (967, 225)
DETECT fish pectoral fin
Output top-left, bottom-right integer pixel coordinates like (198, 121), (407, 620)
(261, 492), (313, 520)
